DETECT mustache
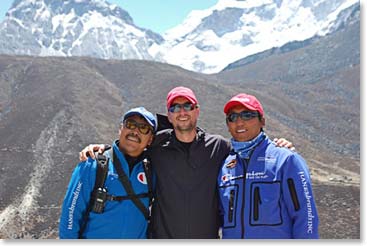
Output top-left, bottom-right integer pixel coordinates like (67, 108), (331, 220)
(125, 133), (141, 143)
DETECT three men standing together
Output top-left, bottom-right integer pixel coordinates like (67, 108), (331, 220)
(59, 86), (319, 239)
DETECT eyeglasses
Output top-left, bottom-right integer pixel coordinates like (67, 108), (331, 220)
(227, 111), (260, 122)
(168, 102), (196, 113)
(123, 119), (153, 135)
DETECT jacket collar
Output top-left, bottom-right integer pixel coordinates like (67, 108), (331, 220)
(171, 126), (206, 143)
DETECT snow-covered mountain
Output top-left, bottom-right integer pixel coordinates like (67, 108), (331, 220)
(0, 0), (164, 60)
(160, 0), (359, 73)
(0, 0), (360, 74)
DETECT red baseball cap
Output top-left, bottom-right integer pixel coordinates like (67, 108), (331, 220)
(223, 93), (264, 117)
(166, 86), (198, 109)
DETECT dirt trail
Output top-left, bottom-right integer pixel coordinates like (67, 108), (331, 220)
(309, 158), (359, 186)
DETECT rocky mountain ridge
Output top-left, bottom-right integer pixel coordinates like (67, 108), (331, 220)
(0, 0), (360, 73)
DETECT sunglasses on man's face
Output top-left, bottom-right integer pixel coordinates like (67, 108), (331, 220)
(168, 102), (196, 113)
(123, 119), (153, 135)
(227, 111), (260, 123)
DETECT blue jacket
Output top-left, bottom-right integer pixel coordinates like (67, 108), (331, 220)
(59, 141), (151, 239)
(217, 136), (319, 239)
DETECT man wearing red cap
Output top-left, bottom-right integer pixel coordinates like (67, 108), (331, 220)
(218, 93), (319, 239)
(147, 86), (231, 238)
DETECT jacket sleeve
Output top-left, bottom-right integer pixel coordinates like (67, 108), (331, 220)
(59, 159), (96, 239)
(282, 153), (319, 239)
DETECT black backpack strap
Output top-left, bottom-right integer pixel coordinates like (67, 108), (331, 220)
(111, 149), (150, 220)
(94, 153), (109, 191)
(78, 153), (109, 238)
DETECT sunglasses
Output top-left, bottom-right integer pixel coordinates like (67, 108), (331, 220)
(227, 111), (260, 122)
(123, 119), (153, 135)
(168, 102), (196, 113)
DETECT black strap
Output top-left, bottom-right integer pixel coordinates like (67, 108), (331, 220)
(94, 153), (109, 190)
(106, 192), (150, 201)
(111, 149), (150, 220)
(78, 153), (109, 238)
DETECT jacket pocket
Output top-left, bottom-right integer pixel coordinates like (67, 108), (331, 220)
(253, 187), (261, 221)
(218, 184), (239, 228)
(287, 178), (300, 211)
(250, 182), (282, 226)
(228, 189), (235, 223)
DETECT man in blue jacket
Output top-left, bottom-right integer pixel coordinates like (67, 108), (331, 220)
(59, 107), (156, 239)
(218, 93), (319, 239)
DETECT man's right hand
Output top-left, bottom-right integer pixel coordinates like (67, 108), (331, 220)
(79, 144), (107, 161)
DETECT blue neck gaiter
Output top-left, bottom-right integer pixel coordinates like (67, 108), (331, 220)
(231, 131), (265, 159)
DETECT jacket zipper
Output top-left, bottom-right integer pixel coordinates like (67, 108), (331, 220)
(287, 178), (300, 211)
(253, 187), (261, 221)
(240, 157), (249, 238)
(228, 189), (235, 223)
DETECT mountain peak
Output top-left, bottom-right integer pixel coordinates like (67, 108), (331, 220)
(1, 0), (163, 60)
(7, 0), (134, 25)
(162, 0), (359, 73)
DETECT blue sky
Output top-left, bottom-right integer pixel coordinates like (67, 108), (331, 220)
(0, 0), (218, 34)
